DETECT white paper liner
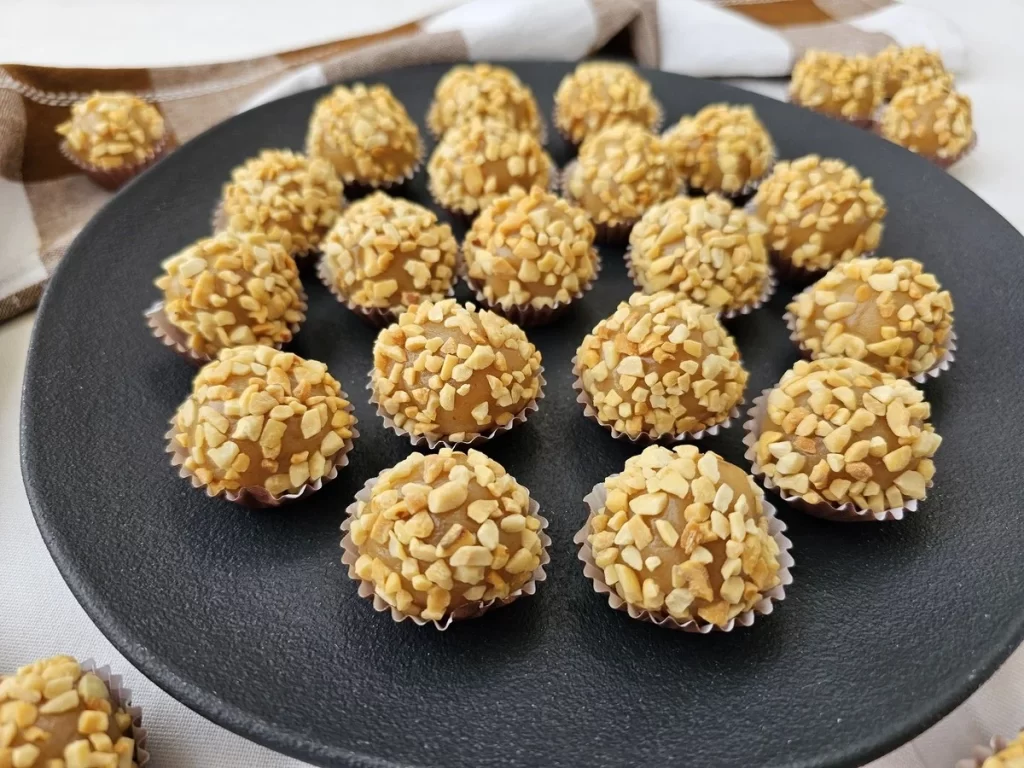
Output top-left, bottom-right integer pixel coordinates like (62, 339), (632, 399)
(624, 246), (777, 320)
(783, 307), (958, 383)
(742, 389), (934, 522)
(340, 472), (551, 630)
(144, 292), (308, 367)
(368, 366), (545, 450)
(574, 480), (793, 633)
(462, 249), (602, 327)
(81, 658), (150, 767)
(552, 98), (665, 148)
(316, 255), (457, 329)
(165, 403), (358, 509)
(956, 732), (1023, 767)
(60, 132), (173, 191)
(571, 353), (741, 445)
(560, 160), (637, 243)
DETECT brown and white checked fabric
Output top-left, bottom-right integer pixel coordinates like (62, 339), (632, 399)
(0, 0), (963, 323)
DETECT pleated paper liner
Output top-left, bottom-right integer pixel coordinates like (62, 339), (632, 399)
(340, 473), (550, 630)
(956, 732), (1023, 768)
(81, 658), (150, 767)
(559, 160), (637, 244)
(368, 367), (545, 450)
(570, 354), (741, 445)
(211, 200), (338, 263)
(783, 308), (958, 384)
(575, 481), (793, 633)
(623, 247), (777, 320)
(60, 133), (174, 192)
(462, 250), (602, 328)
(742, 389), (932, 522)
(552, 99), (665, 149)
(144, 292), (308, 367)
(164, 408), (357, 509)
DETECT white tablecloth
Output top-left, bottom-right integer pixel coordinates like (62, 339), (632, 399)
(3, 0), (1023, 765)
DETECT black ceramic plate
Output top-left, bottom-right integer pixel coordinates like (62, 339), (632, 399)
(22, 62), (1024, 768)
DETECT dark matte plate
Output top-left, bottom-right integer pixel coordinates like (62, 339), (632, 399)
(21, 62), (1024, 768)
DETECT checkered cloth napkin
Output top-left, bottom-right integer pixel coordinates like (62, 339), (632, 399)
(0, 0), (964, 323)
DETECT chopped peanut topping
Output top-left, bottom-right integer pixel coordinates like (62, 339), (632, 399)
(464, 186), (597, 311)
(306, 83), (422, 187)
(577, 292), (748, 439)
(662, 103), (775, 196)
(629, 194), (769, 312)
(874, 46), (947, 100)
(756, 357), (941, 513)
(56, 91), (165, 169)
(427, 63), (543, 139)
(589, 445), (781, 627)
(155, 232), (305, 358)
(222, 149), (344, 256)
(371, 299), (542, 442)
(554, 61), (662, 144)
(788, 257), (954, 378)
(981, 730), (1024, 768)
(880, 77), (973, 160)
(752, 155), (886, 272)
(790, 50), (882, 121)
(0, 655), (138, 767)
(172, 345), (355, 497)
(322, 192), (457, 313)
(350, 448), (543, 621)
(428, 118), (553, 216)
(565, 122), (679, 228)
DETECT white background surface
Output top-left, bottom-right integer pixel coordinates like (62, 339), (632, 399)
(2, 0), (1023, 766)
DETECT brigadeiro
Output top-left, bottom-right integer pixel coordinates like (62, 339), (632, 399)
(789, 50), (882, 127)
(318, 192), (458, 326)
(168, 345), (356, 506)
(786, 257), (955, 381)
(573, 292), (748, 443)
(553, 61), (663, 145)
(744, 357), (942, 521)
(342, 448), (549, 628)
(576, 444), (792, 631)
(462, 185), (600, 325)
(879, 76), (975, 168)
(370, 299), (544, 448)
(427, 63), (544, 140)
(874, 45), (948, 101)
(750, 155), (886, 280)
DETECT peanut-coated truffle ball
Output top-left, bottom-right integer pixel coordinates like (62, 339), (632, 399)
(564, 122), (679, 232)
(874, 45), (948, 100)
(320, 192), (457, 315)
(372, 299), (543, 444)
(427, 118), (553, 216)
(628, 194), (770, 313)
(788, 257), (954, 379)
(306, 83), (422, 188)
(55, 91), (165, 169)
(587, 445), (782, 628)
(755, 357), (941, 513)
(155, 232), (305, 359)
(553, 62), (662, 144)
(576, 292), (748, 440)
(349, 448), (545, 622)
(221, 149), (344, 256)
(981, 731), (1024, 768)
(427, 63), (543, 139)
(751, 155), (886, 274)
(171, 345), (356, 499)
(0, 655), (139, 768)
(789, 50), (882, 123)
(880, 77), (974, 163)
(463, 186), (598, 313)
(662, 103), (775, 197)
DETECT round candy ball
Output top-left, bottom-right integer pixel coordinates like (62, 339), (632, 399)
(371, 299), (543, 444)
(155, 232), (305, 359)
(576, 292), (748, 440)
(0, 655), (139, 768)
(349, 448), (545, 622)
(56, 91), (165, 170)
(787, 257), (954, 379)
(754, 357), (941, 514)
(553, 62), (662, 145)
(874, 45), (947, 101)
(171, 345), (356, 500)
(789, 50), (882, 123)
(221, 148), (344, 257)
(427, 63), (543, 139)
(880, 77), (974, 164)
(586, 445), (782, 628)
